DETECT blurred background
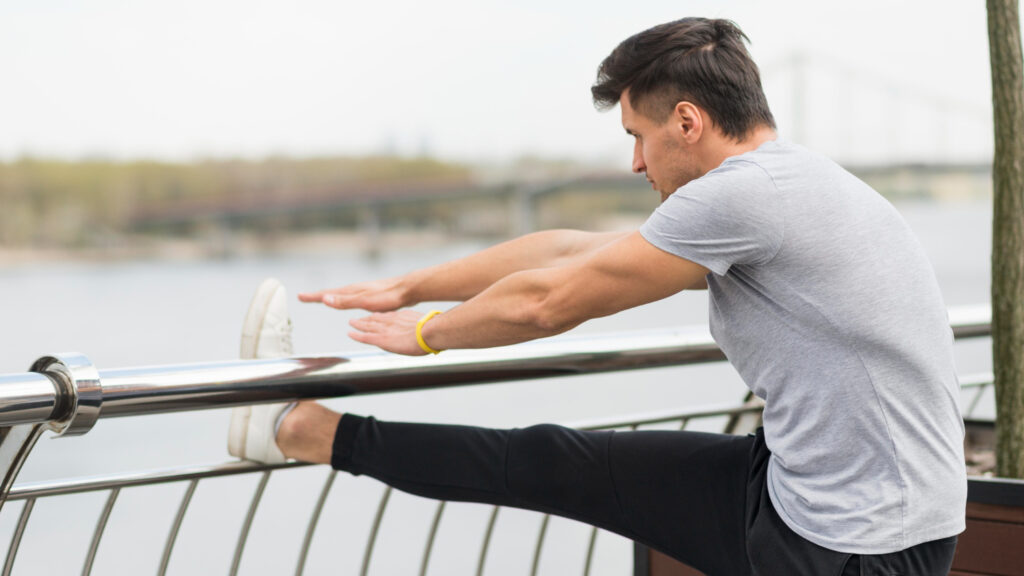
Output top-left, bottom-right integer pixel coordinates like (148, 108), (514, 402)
(0, 1), (1002, 574)
(0, 0), (994, 264)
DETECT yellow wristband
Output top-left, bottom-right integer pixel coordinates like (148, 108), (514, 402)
(416, 310), (444, 354)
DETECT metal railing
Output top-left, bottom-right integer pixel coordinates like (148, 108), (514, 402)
(0, 305), (993, 575)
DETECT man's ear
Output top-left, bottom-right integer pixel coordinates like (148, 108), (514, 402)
(674, 101), (703, 143)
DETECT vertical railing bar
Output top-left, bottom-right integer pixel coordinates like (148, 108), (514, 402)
(581, 421), (615, 576)
(678, 417), (690, 430)
(475, 506), (501, 576)
(230, 470), (272, 576)
(529, 514), (550, 576)
(360, 485), (393, 576)
(158, 478), (199, 576)
(967, 384), (987, 417)
(418, 500), (447, 576)
(81, 487), (120, 576)
(295, 470), (338, 576)
(582, 527), (599, 576)
(2, 498), (34, 576)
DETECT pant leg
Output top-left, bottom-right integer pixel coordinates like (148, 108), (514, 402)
(745, 427), (854, 576)
(330, 414), (756, 576)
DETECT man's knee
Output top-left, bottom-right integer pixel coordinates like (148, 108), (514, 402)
(506, 424), (617, 511)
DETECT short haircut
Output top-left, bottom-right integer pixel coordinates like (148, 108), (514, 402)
(592, 18), (776, 140)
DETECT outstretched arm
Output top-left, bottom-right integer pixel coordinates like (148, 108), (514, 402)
(348, 232), (709, 355)
(298, 229), (629, 311)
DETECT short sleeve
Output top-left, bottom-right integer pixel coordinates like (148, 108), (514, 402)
(639, 159), (784, 276)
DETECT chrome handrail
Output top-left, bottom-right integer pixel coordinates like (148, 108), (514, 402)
(0, 304), (993, 431)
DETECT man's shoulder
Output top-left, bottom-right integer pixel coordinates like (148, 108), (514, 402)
(677, 148), (785, 206)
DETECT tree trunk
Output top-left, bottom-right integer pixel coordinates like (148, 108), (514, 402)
(988, 0), (1024, 479)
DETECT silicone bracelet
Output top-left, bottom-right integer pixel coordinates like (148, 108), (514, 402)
(416, 310), (444, 354)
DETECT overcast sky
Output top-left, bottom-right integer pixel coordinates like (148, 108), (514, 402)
(0, 0), (999, 165)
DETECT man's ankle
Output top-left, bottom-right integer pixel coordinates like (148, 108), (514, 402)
(276, 402), (342, 465)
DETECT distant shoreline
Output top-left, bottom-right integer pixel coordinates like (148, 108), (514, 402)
(0, 196), (989, 269)
(0, 228), (459, 268)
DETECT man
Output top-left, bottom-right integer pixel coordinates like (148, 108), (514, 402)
(227, 18), (964, 575)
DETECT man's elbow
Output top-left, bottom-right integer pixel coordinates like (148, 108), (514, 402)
(529, 290), (585, 334)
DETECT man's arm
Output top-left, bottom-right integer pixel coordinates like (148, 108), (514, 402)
(348, 231), (709, 354)
(299, 229), (629, 311)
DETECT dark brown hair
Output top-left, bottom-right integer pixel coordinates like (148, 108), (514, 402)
(592, 18), (776, 140)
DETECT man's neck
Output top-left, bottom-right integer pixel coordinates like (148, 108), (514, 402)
(702, 126), (778, 173)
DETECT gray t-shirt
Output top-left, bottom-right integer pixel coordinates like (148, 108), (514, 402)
(640, 139), (966, 554)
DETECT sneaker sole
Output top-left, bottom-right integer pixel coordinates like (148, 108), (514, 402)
(245, 403), (290, 464)
(240, 278), (284, 359)
(227, 406), (252, 458)
(231, 277), (281, 458)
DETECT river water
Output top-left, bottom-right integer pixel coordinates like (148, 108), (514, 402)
(0, 199), (995, 575)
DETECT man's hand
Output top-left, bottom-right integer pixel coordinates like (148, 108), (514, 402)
(347, 309), (431, 356)
(298, 277), (410, 312)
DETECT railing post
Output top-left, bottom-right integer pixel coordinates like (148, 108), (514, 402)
(0, 425), (48, 516)
(0, 353), (102, 515)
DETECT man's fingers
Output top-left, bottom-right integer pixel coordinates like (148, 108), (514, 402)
(322, 294), (355, 309)
(297, 289), (362, 308)
(348, 316), (376, 331)
(349, 313), (393, 332)
(299, 282), (404, 312)
(348, 330), (424, 356)
(348, 330), (378, 345)
(297, 291), (333, 302)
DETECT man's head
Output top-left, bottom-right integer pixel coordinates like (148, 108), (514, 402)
(592, 18), (776, 199)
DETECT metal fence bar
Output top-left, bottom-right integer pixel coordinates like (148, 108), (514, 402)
(419, 501), (446, 576)
(158, 479), (198, 576)
(1, 499), (33, 576)
(360, 486), (393, 576)
(529, 514), (550, 576)
(582, 527), (599, 576)
(94, 328), (730, 421)
(5, 461), (306, 501)
(230, 471), (271, 576)
(968, 386), (987, 417)
(960, 372), (995, 418)
(81, 488), (119, 576)
(476, 506), (501, 576)
(961, 373), (995, 388)
(0, 373), (60, 428)
(574, 403), (764, 432)
(295, 470), (337, 576)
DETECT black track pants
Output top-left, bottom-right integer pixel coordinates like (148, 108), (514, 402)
(330, 415), (958, 576)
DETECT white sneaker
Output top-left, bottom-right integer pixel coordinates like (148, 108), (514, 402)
(228, 278), (297, 464)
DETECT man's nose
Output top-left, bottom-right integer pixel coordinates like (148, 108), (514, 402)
(632, 144), (646, 174)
